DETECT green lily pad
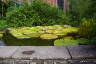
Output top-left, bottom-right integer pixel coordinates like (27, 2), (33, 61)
(45, 30), (54, 34)
(24, 33), (42, 38)
(54, 38), (79, 46)
(40, 34), (58, 40)
(12, 33), (30, 39)
(53, 30), (67, 35)
(48, 26), (56, 30)
(76, 38), (89, 44)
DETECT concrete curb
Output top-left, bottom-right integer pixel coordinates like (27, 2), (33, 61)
(0, 45), (96, 64)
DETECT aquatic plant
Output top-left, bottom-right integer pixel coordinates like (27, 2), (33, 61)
(45, 30), (54, 34)
(24, 33), (42, 38)
(76, 38), (89, 44)
(12, 33), (30, 39)
(79, 19), (96, 39)
(48, 26), (56, 30)
(63, 25), (71, 28)
(40, 34), (58, 40)
(54, 38), (79, 46)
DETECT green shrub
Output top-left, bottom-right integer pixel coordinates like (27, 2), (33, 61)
(0, 1), (16, 19)
(0, 20), (7, 28)
(79, 19), (96, 39)
(6, 0), (69, 27)
(6, 1), (16, 12)
(68, 0), (94, 25)
(6, 6), (40, 27)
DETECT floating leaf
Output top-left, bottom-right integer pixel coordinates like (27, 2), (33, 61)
(54, 38), (79, 46)
(40, 34), (58, 40)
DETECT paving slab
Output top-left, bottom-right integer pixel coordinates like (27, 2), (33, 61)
(12, 46), (71, 60)
(67, 45), (96, 59)
(0, 46), (19, 59)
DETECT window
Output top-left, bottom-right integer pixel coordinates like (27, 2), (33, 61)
(57, 0), (64, 10)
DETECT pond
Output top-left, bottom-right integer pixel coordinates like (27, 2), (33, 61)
(0, 25), (93, 46)
(0, 25), (80, 46)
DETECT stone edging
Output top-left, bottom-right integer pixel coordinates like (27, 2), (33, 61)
(0, 45), (96, 64)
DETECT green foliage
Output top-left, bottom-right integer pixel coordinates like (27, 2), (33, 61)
(76, 38), (89, 44)
(32, 0), (69, 25)
(6, 0), (69, 27)
(90, 37), (96, 45)
(0, 31), (4, 40)
(6, 1), (16, 12)
(79, 19), (96, 39)
(54, 38), (79, 46)
(8, 25), (78, 39)
(68, 0), (94, 25)
(0, 20), (8, 28)
(0, 1), (16, 19)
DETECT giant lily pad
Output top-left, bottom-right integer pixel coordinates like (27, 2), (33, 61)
(45, 30), (54, 34)
(54, 38), (79, 46)
(24, 33), (42, 38)
(40, 34), (58, 40)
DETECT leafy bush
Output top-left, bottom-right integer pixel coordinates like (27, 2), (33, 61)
(6, 1), (16, 12)
(79, 19), (96, 39)
(0, 20), (7, 28)
(68, 0), (94, 25)
(6, 4), (40, 27)
(6, 0), (69, 27)
(0, 1), (16, 20)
